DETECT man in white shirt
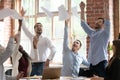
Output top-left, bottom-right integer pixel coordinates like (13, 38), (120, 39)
(21, 10), (56, 76)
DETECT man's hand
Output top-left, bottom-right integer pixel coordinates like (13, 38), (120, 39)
(65, 19), (69, 27)
(79, 2), (85, 10)
(20, 7), (26, 16)
(104, 1), (109, 20)
(79, 2), (85, 21)
(44, 59), (50, 67)
(16, 71), (24, 80)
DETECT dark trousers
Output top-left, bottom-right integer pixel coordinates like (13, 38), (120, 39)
(79, 60), (108, 77)
(30, 62), (45, 76)
(90, 60), (108, 77)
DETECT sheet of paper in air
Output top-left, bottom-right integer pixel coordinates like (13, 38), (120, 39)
(0, 8), (22, 20)
(41, 7), (53, 18)
(58, 5), (69, 21)
(11, 9), (22, 19)
(71, 6), (79, 17)
(0, 8), (13, 20)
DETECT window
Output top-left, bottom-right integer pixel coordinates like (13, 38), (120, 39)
(20, 0), (87, 64)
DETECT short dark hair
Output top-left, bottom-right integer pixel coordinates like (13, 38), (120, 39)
(76, 39), (82, 46)
(34, 23), (43, 29)
(97, 18), (104, 23)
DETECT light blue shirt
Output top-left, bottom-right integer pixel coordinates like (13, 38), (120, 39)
(61, 25), (89, 77)
(81, 20), (110, 65)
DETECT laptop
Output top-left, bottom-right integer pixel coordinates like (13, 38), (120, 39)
(42, 67), (61, 79)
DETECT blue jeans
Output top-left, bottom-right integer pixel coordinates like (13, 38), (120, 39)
(90, 60), (108, 77)
(30, 62), (45, 76)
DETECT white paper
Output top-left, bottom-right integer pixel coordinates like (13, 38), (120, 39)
(0, 8), (13, 20)
(41, 7), (53, 18)
(58, 5), (69, 21)
(11, 9), (23, 19)
(0, 8), (22, 20)
(71, 6), (79, 17)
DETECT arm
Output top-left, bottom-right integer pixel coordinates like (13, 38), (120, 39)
(0, 37), (14, 64)
(45, 38), (56, 67)
(22, 19), (34, 40)
(82, 56), (90, 67)
(80, 2), (85, 21)
(104, 2), (109, 20)
(80, 2), (94, 36)
(11, 20), (22, 63)
(20, 8), (33, 41)
(63, 20), (69, 52)
(104, 2), (110, 36)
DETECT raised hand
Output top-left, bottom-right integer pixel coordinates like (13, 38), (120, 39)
(79, 1), (85, 10)
(20, 7), (26, 16)
(16, 71), (24, 80)
(80, 2), (85, 21)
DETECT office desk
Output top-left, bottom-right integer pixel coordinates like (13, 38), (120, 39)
(20, 76), (91, 80)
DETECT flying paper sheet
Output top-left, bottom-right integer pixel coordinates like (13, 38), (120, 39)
(41, 7), (53, 18)
(71, 6), (79, 17)
(0, 8), (22, 20)
(11, 9), (22, 19)
(0, 8), (13, 20)
(58, 5), (69, 21)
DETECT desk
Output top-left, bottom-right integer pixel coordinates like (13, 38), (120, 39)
(20, 76), (91, 80)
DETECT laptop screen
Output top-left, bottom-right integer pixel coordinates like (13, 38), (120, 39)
(42, 67), (61, 79)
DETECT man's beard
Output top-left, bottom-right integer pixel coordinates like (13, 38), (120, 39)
(37, 31), (42, 35)
(95, 24), (101, 30)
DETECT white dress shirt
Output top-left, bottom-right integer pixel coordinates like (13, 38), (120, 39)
(22, 20), (56, 62)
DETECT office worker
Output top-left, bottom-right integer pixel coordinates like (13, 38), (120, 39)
(61, 20), (89, 77)
(80, 2), (110, 77)
(12, 16), (31, 77)
(11, 18), (22, 77)
(20, 9), (56, 76)
(18, 45), (32, 77)
(0, 19), (24, 80)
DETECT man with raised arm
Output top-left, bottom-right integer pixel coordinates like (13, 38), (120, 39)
(61, 20), (89, 77)
(21, 9), (56, 76)
(80, 2), (110, 77)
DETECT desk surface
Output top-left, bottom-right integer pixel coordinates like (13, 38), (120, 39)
(20, 76), (91, 80)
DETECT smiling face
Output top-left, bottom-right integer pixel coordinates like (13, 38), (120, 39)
(72, 40), (82, 52)
(34, 23), (43, 35)
(95, 18), (104, 30)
